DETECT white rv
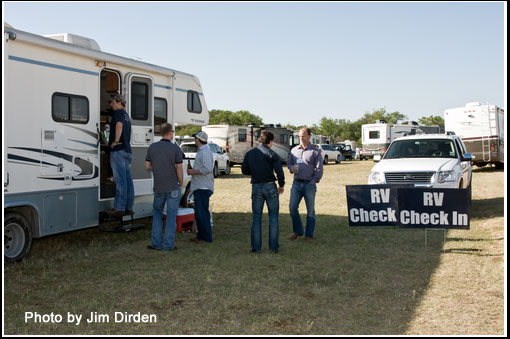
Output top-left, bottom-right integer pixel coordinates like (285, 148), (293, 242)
(361, 121), (442, 160)
(202, 124), (296, 164)
(4, 25), (209, 262)
(444, 102), (504, 169)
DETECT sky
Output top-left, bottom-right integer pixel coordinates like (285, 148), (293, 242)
(3, 2), (506, 126)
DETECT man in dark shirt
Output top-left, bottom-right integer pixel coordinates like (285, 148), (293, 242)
(145, 123), (183, 251)
(242, 131), (285, 253)
(107, 94), (134, 216)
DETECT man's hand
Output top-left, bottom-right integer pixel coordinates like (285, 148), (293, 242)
(278, 187), (284, 195)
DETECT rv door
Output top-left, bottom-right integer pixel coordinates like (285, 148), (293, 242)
(125, 73), (154, 196)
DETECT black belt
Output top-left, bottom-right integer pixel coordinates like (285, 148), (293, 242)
(294, 179), (310, 183)
(253, 181), (276, 185)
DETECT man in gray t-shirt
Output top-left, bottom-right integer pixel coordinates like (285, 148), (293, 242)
(145, 123), (183, 251)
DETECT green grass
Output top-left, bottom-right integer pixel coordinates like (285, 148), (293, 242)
(3, 161), (505, 335)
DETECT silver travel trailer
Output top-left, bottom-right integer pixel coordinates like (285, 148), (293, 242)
(444, 102), (504, 169)
(202, 124), (296, 165)
(4, 24), (209, 261)
(361, 120), (442, 160)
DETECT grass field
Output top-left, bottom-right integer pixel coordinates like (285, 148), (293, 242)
(3, 161), (505, 335)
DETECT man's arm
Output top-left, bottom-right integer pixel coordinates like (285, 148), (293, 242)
(145, 161), (152, 171)
(241, 151), (251, 175)
(111, 121), (123, 148)
(176, 163), (183, 187)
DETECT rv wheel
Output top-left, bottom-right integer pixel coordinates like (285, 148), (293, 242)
(336, 156), (342, 164)
(5, 212), (33, 263)
(323, 156), (328, 165)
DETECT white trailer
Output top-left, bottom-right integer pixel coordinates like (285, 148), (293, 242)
(201, 125), (259, 165)
(444, 102), (504, 169)
(361, 121), (442, 160)
(202, 124), (295, 164)
(4, 24), (209, 262)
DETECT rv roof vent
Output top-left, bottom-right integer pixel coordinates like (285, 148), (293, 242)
(466, 102), (481, 107)
(44, 33), (101, 51)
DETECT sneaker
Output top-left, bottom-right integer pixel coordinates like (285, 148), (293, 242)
(288, 233), (302, 240)
(304, 237), (313, 242)
(147, 245), (161, 250)
(190, 238), (204, 244)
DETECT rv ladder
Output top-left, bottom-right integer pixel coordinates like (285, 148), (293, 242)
(480, 105), (494, 163)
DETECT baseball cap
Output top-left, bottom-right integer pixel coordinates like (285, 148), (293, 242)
(192, 131), (208, 143)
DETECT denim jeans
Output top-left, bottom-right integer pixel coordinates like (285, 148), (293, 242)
(152, 189), (181, 251)
(193, 189), (213, 242)
(251, 183), (280, 253)
(289, 181), (317, 238)
(110, 149), (134, 211)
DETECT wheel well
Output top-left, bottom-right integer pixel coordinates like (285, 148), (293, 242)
(5, 206), (40, 238)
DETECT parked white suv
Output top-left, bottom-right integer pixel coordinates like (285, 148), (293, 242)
(315, 144), (342, 164)
(180, 141), (231, 177)
(368, 134), (473, 199)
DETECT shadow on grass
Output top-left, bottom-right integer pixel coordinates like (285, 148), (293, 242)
(5, 212), (446, 335)
(471, 197), (504, 219)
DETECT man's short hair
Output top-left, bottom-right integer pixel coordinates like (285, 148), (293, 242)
(160, 123), (173, 137)
(259, 131), (274, 145)
(300, 127), (312, 136)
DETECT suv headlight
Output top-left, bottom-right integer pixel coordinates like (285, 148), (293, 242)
(368, 171), (385, 184)
(437, 171), (456, 183)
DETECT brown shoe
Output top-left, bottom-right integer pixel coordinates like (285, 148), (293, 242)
(304, 237), (313, 242)
(190, 238), (204, 244)
(288, 233), (301, 240)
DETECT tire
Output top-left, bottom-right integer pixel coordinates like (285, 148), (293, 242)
(5, 212), (33, 263)
(323, 155), (328, 165)
(213, 162), (219, 178)
(180, 184), (195, 208)
(223, 162), (231, 175)
(336, 155), (341, 164)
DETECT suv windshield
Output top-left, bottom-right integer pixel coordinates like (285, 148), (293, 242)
(384, 139), (457, 159)
(181, 144), (198, 153)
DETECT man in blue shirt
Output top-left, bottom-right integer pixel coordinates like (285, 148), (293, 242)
(242, 131), (285, 253)
(286, 127), (323, 242)
(106, 94), (134, 216)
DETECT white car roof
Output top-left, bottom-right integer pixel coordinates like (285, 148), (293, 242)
(393, 133), (456, 142)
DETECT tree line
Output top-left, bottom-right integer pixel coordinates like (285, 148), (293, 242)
(176, 108), (444, 145)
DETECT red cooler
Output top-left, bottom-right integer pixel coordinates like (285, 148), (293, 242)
(176, 208), (195, 232)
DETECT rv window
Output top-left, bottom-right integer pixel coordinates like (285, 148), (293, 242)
(131, 82), (149, 120)
(238, 129), (247, 142)
(154, 97), (167, 135)
(280, 134), (289, 144)
(187, 91), (202, 113)
(369, 131), (380, 139)
(52, 93), (89, 124)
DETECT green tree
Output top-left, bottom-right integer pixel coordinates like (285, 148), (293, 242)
(419, 115), (444, 127)
(209, 109), (263, 126)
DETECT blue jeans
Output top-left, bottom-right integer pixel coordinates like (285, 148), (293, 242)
(251, 183), (280, 253)
(110, 150), (134, 211)
(152, 189), (181, 251)
(289, 181), (317, 238)
(193, 189), (213, 242)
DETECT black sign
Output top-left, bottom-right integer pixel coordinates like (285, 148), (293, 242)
(346, 185), (470, 229)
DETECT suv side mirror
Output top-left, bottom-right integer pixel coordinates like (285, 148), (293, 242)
(222, 150), (226, 154)
(462, 153), (474, 162)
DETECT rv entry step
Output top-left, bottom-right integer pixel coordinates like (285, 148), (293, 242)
(99, 211), (145, 232)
